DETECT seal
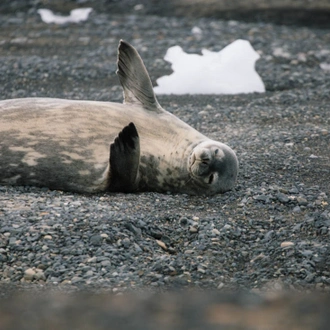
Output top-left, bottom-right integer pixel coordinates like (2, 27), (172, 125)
(0, 40), (238, 195)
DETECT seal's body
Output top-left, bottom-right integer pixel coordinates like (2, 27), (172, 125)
(0, 40), (238, 195)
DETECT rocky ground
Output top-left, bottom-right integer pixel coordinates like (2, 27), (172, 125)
(0, 1), (330, 328)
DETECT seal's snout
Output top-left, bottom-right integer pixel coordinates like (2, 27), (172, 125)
(199, 149), (212, 164)
(190, 148), (212, 166)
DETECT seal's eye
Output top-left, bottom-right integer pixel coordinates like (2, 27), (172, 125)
(208, 173), (214, 184)
(214, 149), (219, 155)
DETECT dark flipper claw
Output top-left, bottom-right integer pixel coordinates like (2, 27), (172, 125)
(108, 122), (140, 192)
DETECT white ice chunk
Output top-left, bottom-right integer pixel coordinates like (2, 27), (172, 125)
(37, 8), (92, 25)
(154, 39), (265, 95)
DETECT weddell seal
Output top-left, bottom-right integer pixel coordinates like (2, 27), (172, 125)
(0, 40), (238, 195)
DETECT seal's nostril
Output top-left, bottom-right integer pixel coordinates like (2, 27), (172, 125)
(201, 157), (210, 165)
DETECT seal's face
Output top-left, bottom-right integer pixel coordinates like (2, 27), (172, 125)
(188, 141), (238, 195)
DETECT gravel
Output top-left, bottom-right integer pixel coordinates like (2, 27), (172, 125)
(0, 2), (329, 296)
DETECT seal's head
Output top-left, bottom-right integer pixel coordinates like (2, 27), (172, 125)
(188, 141), (238, 195)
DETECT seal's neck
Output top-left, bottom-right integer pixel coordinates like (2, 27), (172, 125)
(137, 137), (207, 193)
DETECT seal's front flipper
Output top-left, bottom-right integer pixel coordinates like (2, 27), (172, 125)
(108, 122), (140, 192)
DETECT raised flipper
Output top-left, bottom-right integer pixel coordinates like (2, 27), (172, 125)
(117, 40), (163, 113)
(108, 122), (140, 192)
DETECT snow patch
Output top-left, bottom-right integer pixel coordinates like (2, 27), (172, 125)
(38, 8), (92, 24)
(154, 39), (265, 95)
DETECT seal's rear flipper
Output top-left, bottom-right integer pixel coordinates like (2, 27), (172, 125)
(108, 122), (140, 192)
(117, 40), (163, 113)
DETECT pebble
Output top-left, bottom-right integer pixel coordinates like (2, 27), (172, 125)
(189, 226), (198, 233)
(281, 241), (295, 248)
(211, 229), (220, 236)
(101, 260), (111, 267)
(297, 197), (308, 206)
(0, 7), (329, 295)
(71, 277), (84, 285)
(34, 270), (46, 281)
(277, 193), (290, 203)
(122, 238), (131, 248)
(156, 240), (167, 251)
(24, 268), (36, 281)
(184, 250), (195, 255)
(222, 224), (232, 230)
(90, 235), (103, 246)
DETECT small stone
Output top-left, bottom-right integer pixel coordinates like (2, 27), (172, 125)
(254, 194), (270, 203)
(197, 267), (206, 274)
(87, 256), (97, 263)
(222, 224), (232, 230)
(156, 240), (167, 250)
(71, 276), (84, 284)
(180, 217), (188, 226)
(43, 235), (52, 240)
(289, 187), (299, 194)
(85, 270), (93, 277)
(34, 270), (46, 281)
(277, 192), (289, 203)
(122, 238), (130, 248)
(192, 26), (202, 35)
(281, 241), (294, 248)
(24, 268), (36, 280)
(189, 226), (198, 233)
(305, 273), (315, 283)
(211, 228), (220, 235)
(297, 197), (308, 206)
(134, 243), (142, 252)
(90, 234), (102, 246)
(293, 206), (301, 213)
(184, 249), (195, 255)
(125, 223), (141, 236)
(101, 260), (111, 267)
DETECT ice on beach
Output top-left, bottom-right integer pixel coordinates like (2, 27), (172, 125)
(154, 39), (265, 95)
(37, 8), (92, 24)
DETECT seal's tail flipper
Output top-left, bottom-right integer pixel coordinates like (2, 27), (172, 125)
(108, 122), (140, 193)
(117, 40), (163, 113)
